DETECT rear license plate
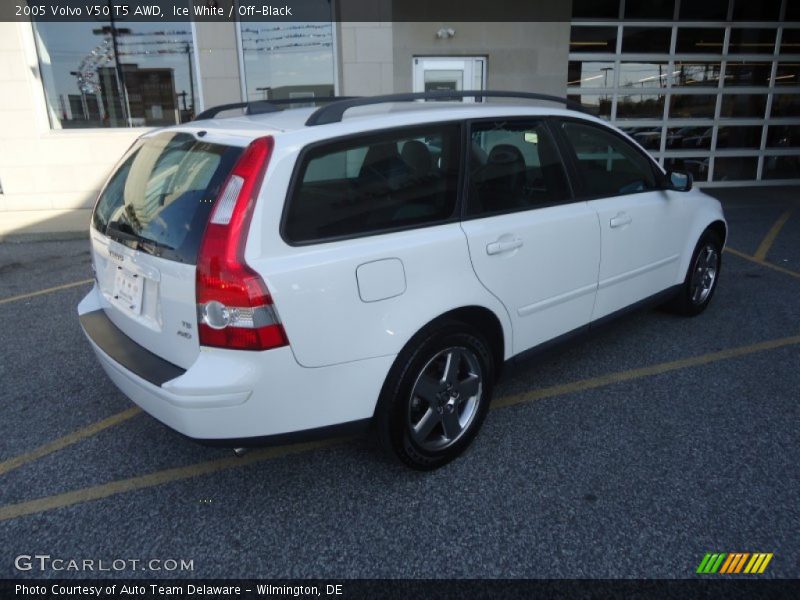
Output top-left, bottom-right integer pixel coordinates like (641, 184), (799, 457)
(112, 268), (144, 315)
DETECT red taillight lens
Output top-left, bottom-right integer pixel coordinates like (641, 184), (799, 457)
(196, 136), (288, 351)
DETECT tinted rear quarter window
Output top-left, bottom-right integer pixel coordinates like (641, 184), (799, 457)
(93, 132), (243, 263)
(284, 124), (461, 244)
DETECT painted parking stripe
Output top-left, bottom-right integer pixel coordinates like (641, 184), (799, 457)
(725, 247), (800, 280)
(0, 279), (93, 305)
(1, 333), (798, 523)
(754, 210), (793, 261)
(0, 407), (141, 477)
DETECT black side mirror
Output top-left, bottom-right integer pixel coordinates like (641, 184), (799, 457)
(668, 170), (693, 192)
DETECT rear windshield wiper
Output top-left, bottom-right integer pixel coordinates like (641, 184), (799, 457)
(106, 221), (181, 261)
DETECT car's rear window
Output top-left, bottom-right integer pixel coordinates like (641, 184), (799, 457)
(283, 123), (462, 244)
(93, 132), (243, 264)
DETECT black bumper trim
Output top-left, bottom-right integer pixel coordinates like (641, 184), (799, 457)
(79, 309), (186, 386)
(189, 418), (372, 449)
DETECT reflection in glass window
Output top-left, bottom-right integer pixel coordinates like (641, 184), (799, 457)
(619, 62), (669, 88)
(763, 156), (800, 179)
(771, 95), (800, 118)
(716, 127), (763, 149)
(622, 127), (663, 150)
(240, 10), (335, 104)
(664, 157), (709, 182)
(669, 95), (717, 119)
(621, 27), (671, 54)
(617, 94), (665, 119)
(728, 29), (776, 54)
(667, 127), (712, 150)
(766, 126), (800, 148)
(714, 157), (758, 181)
(720, 94), (767, 118)
(567, 94), (612, 118)
(672, 62), (722, 87)
(781, 29), (800, 54)
(32, 12), (197, 129)
(774, 63), (800, 86)
(570, 27), (618, 53)
(675, 29), (725, 54)
(724, 62), (772, 87)
(568, 61), (615, 88)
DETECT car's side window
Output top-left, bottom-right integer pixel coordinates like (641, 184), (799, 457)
(283, 124), (461, 244)
(561, 121), (659, 198)
(466, 121), (571, 217)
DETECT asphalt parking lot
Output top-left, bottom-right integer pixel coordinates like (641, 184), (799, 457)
(0, 187), (798, 580)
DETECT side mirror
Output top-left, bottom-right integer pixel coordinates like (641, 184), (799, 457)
(668, 170), (693, 192)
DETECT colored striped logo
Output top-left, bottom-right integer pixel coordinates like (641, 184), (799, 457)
(697, 552), (773, 574)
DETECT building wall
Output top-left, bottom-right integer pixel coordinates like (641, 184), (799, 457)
(392, 21), (571, 98)
(337, 22), (395, 96)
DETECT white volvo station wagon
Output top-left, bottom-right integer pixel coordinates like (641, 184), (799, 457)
(78, 91), (726, 469)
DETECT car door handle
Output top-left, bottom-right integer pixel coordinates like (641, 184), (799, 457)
(609, 213), (632, 228)
(486, 238), (523, 255)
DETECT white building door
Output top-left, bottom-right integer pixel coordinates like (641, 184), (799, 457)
(413, 57), (487, 101)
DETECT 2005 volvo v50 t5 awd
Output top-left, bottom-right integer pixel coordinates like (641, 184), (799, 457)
(78, 91), (726, 470)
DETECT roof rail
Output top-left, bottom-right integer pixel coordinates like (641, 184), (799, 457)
(194, 96), (359, 121)
(304, 90), (589, 126)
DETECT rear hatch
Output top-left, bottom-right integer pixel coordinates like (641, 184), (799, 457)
(90, 131), (245, 369)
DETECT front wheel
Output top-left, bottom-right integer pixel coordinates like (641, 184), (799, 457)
(374, 322), (494, 470)
(664, 230), (722, 316)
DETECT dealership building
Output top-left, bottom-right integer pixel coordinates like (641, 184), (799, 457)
(0, 0), (798, 237)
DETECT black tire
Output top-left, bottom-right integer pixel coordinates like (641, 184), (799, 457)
(664, 230), (722, 316)
(374, 321), (495, 470)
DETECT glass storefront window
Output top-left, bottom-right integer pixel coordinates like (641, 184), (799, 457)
(732, 0), (782, 21)
(771, 95), (800, 118)
(766, 126), (800, 148)
(713, 157), (758, 181)
(774, 63), (800, 86)
(572, 0), (619, 19)
(616, 94), (665, 118)
(240, 18), (335, 104)
(32, 12), (197, 129)
(669, 95), (717, 118)
(624, 0), (674, 20)
(567, 94), (613, 117)
(665, 157), (709, 181)
(716, 126), (763, 149)
(570, 26), (618, 53)
(678, 0), (728, 20)
(780, 28), (800, 53)
(621, 126), (663, 150)
(672, 62), (722, 87)
(666, 126), (712, 150)
(568, 61), (615, 88)
(675, 29), (725, 54)
(621, 27), (672, 54)
(619, 62), (670, 88)
(720, 94), (767, 118)
(763, 155), (800, 179)
(724, 62), (772, 87)
(728, 29), (776, 55)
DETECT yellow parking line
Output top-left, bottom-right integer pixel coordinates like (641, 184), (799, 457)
(0, 279), (94, 306)
(0, 407), (141, 477)
(754, 210), (793, 261)
(1, 333), (798, 523)
(725, 247), (800, 280)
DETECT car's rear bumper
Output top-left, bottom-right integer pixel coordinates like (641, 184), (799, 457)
(78, 285), (393, 442)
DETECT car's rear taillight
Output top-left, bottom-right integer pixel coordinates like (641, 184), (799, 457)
(196, 136), (288, 351)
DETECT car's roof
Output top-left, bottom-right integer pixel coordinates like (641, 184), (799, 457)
(163, 101), (603, 145)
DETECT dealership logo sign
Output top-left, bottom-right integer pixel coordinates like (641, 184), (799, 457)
(696, 552), (773, 574)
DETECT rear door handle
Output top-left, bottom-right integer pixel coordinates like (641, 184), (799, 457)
(486, 238), (523, 255)
(609, 213), (632, 228)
